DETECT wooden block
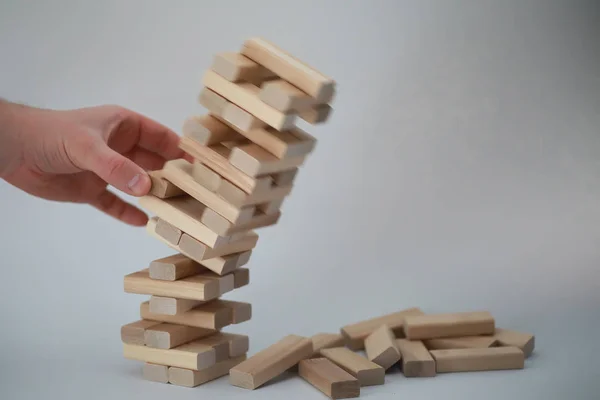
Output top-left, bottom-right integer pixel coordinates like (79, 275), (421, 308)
(198, 88), (229, 115)
(320, 347), (384, 387)
(202, 207), (280, 236)
(144, 322), (215, 349)
(341, 307), (424, 350)
(182, 114), (240, 146)
(364, 325), (401, 370)
(202, 250), (251, 276)
(154, 217), (183, 245)
(211, 52), (264, 82)
(311, 333), (345, 358)
(121, 320), (161, 345)
(230, 123), (316, 159)
(148, 253), (202, 281)
(299, 358), (360, 399)
(259, 79), (315, 113)
(221, 333), (250, 357)
(300, 104), (333, 124)
(430, 347), (525, 373)
(404, 311), (495, 340)
(233, 267), (250, 289)
(191, 161), (222, 191)
(143, 363), (169, 384)
(229, 334), (313, 390)
(168, 355), (247, 388)
(124, 269), (231, 301)
(214, 299), (252, 324)
(217, 179), (291, 208)
(141, 299), (239, 330)
(221, 102), (267, 132)
(272, 168), (298, 186)
(203, 70), (297, 131)
(123, 338), (219, 371)
(241, 37), (335, 103)
(258, 198), (284, 215)
(493, 328), (535, 357)
(229, 144), (306, 177)
(395, 339), (436, 377)
(149, 296), (204, 315)
(149, 170), (184, 199)
(179, 136), (272, 194)
(424, 335), (499, 350)
(161, 159), (255, 224)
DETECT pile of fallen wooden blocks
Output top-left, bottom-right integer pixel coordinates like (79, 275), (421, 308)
(120, 37), (335, 388)
(228, 308), (534, 398)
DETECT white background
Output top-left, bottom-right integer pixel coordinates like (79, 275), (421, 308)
(1, 1), (599, 399)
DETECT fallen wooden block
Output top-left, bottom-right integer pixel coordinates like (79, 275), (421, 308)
(493, 328), (535, 357)
(229, 334), (313, 390)
(143, 363), (169, 384)
(149, 296), (204, 316)
(198, 88), (229, 115)
(203, 70), (296, 131)
(430, 347), (525, 373)
(144, 322), (215, 349)
(154, 218), (183, 245)
(217, 179), (291, 208)
(149, 253), (201, 281)
(211, 52), (265, 82)
(229, 144), (306, 177)
(241, 37), (335, 103)
(169, 355), (247, 387)
(182, 114), (241, 146)
(404, 311), (495, 340)
(300, 104), (333, 124)
(299, 358), (360, 399)
(311, 333), (345, 358)
(124, 268), (233, 301)
(201, 207), (280, 236)
(364, 325), (401, 370)
(395, 339), (436, 377)
(259, 79), (315, 113)
(341, 307), (424, 350)
(121, 320), (161, 345)
(424, 335), (498, 350)
(149, 170), (184, 199)
(233, 267), (250, 289)
(320, 347), (384, 386)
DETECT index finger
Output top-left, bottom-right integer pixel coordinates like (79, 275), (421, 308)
(131, 111), (185, 161)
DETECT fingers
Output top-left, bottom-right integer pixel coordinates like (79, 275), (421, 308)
(90, 189), (149, 227)
(127, 110), (184, 161)
(124, 146), (167, 171)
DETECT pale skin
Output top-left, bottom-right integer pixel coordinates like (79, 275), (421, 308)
(0, 99), (185, 226)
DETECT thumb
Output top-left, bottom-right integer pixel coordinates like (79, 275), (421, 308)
(82, 141), (151, 196)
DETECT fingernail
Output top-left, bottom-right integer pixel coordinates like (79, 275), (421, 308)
(127, 174), (146, 195)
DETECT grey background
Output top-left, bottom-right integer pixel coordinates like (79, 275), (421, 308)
(1, 1), (599, 399)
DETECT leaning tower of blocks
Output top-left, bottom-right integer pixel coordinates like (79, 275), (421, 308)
(120, 37), (336, 388)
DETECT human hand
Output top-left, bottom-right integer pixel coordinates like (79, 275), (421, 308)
(0, 101), (184, 226)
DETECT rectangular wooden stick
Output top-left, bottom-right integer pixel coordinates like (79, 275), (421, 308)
(148, 253), (202, 281)
(198, 88), (229, 115)
(149, 296), (205, 315)
(217, 179), (291, 208)
(121, 320), (161, 345)
(300, 104), (333, 124)
(221, 101), (267, 132)
(155, 217), (183, 245)
(430, 347), (525, 373)
(229, 144), (306, 177)
(233, 124), (316, 159)
(299, 358), (360, 399)
(143, 363), (169, 384)
(182, 114), (241, 146)
(424, 336), (498, 350)
(259, 79), (315, 113)
(404, 311), (495, 340)
(149, 170), (184, 199)
(192, 161), (223, 191)
(144, 322), (215, 349)
(320, 347), (384, 386)
(272, 168), (298, 186)
(364, 325), (401, 370)
(395, 339), (436, 377)
(211, 52), (264, 82)
(168, 355), (247, 387)
(201, 207), (281, 236)
(493, 328), (535, 357)
(311, 333), (346, 358)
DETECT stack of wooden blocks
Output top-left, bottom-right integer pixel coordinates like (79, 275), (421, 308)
(120, 37), (335, 388)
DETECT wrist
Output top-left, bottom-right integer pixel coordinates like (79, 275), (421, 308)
(0, 99), (28, 178)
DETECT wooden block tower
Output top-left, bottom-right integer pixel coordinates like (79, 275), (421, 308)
(120, 37), (336, 388)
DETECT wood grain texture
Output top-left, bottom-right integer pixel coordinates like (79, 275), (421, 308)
(182, 114), (241, 146)
(430, 347), (525, 373)
(299, 358), (360, 399)
(149, 296), (205, 316)
(311, 333), (345, 358)
(229, 144), (306, 177)
(320, 347), (384, 387)
(144, 322), (215, 349)
(364, 325), (401, 370)
(395, 339), (436, 377)
(149, 170), (184, 199)
(340, 307), (424, 350)
(404, 311), (495, 340)
(493, 328), (535, 357)
(229, 334), (313, 390)
(424, 335), (499, 350)
(148, 253), (202, 281)
(140, 300), (230, 330)
(121, 320), (161, 345)
(123, 340), (217, 371)
(143, 363), (169, 384)
(168, 355), (247, 387)
(259, 79), (315, 112)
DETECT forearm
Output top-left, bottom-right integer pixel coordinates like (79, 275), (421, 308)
(0, 99), (27, 178)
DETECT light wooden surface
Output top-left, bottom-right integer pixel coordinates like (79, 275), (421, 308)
(144, 322), (215, 349)
(241, 37), (335, 103)
(169, 355), (247, 387)
(182, 114), (241, 146)
(233, 267), (250, 288)
(201, 206), (280, 236)
(430, 347), (525, 373)
(259, 79), (315, 112)
(404, 311), (495, 340)
(198, 88), (229, 115)
(211, 51), (263, 82)
(140, 299), (250, 329)
(424, 335), (499, 350)
(148, 253), (201, 281)
(493, 328), (535, 357)
(149, 170), (184, 199)
(229, 144), (306, 177)
(320, 347), (384, 387)
(149, 296), (204, 315)
(340, 307), (424, 350)
(123, 340), (216, 371)
(229, 334), (313, 390)
(299, 358), (360, 399)
(232, 125), (316, 159)
(300, 104), (333, 124)
(155, 217), (183, 245)
(310, 333), (345, 357)
(142, 363), (169, 384)
(192, 161), (223, 191)
(364, 325), (401, 370)
(395, 339), (436, 377)
(221, 102), (267, 132)
(121, 320), (161, 345)
(271, 168), (298, 186)
(217, 179), (292, 208)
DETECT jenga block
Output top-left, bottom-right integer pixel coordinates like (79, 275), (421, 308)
(233, 267), (250, 289)
(424, 335), (499, 350)
(300, 104), (333, 124)
(149, 170), (184, 199)
(221, 102), (267, 132)
(198, 88), (229, 115)
(272, 168), (298, 186)
(149, 296), (205, 315)
(430, 347), (525, 373)
(229, 123), (316, 160)
(395, 339), (436, 377)
(203, 70), (297, 131)
(154, 218), (182, 245)
(201, 207), (280, 236)
(364, 325), (401, 370)
(123, 338), (219, 371)
(121, 320), (161, 345)
(493, 328), (535, 357)
(198, 332), (247, 361)
(320, 347), (384, 387)
(148, 253), (202, 281)
(311, 333), (345, 358)
(144, 322), (215, 349)
(299, 358), (360, 399)
(221, 333), (250, 357)
(241, 37), (335, 103)
(168, 355), (247, 388)
(229, 144), (306, 177)
(211, 52), (264, 82)
(259, 79), (315, 113)
(217, 179), (291, 208)
(179, 136), (272, 194)
(229, 334), (313, 390)
(191, 161), (222, 191)
(341, 307), (424, 350)
(143, 363), (169, 384)
(182, 114), (241, 146)
(141, 299), (247, 330)
(404, 311), (495, 340)
(124, 269), (232, 301)
(258, 198), (284, 215)
(214, 299), (252, 324)
(161, 159), (256, 224)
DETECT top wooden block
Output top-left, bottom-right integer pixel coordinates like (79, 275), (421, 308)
(404, 311), (495, 340)
(241, 37), (335, 103)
